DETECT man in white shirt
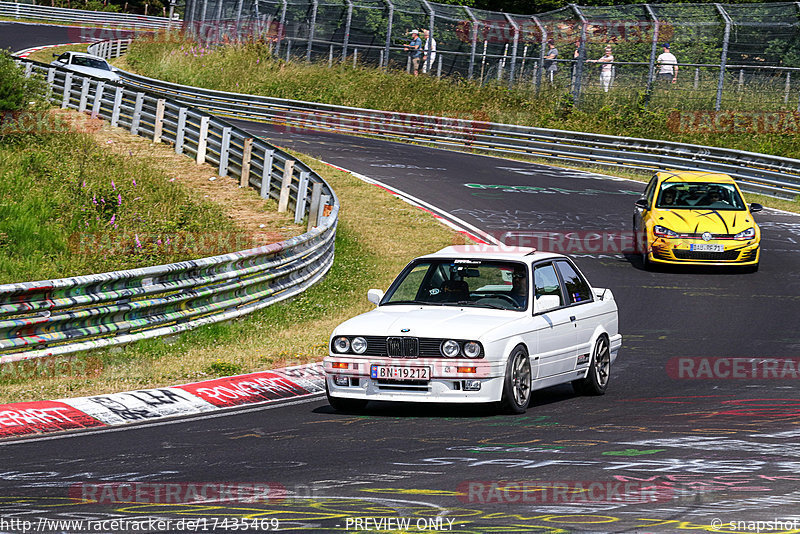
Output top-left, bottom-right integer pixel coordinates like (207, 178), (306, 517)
(656, 43), (677, 84)
(422, 29), (437, 74)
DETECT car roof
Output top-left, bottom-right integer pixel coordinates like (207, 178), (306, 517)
(656, 171), (736, 184)
(64, 51), (108, 61)
(419, 245), (566, 264)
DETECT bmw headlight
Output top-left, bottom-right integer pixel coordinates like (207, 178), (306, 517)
(333, 337), (350, 353)
(351, 337), (367, 354)
(734, 227), (755, 240)
(441, 340), (460, 358)
(463, 341), (482, 358)
(653, 225), (679, 238)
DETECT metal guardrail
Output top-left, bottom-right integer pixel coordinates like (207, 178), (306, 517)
(88, 39), (800, 200)
(1, 57), (339, 363)
(0, 1), (177, 28)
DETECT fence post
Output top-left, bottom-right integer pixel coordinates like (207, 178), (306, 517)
(503, 13), (519, 86)
(240, 138), (253, 187)
(785, 72), (791, 104)
(715, 3), (732, 112)
(464, 7), (479, 80)
(294, 170), (310, 223)
(570, 4), (588, 107)
(130, 92), (144, 135)
(219, 126), (232, 176)
(329, 44), (334, 67)
(175, 107), (188, 154)
(353, 48), (358, 67)
(342, 0), (353, 61)
(532, 16), (546, 95)
(78, 77), (90, 113)
(111, 86), (123, 127)
(694, 68), (700, 89)
(437, 55), (442, 78)
(196, 115), (210, 164)
(383, 0), (394, 68)
(421, 0), (435, 74)
(278, 159), (295, 212)
(235, 0), (245, 40)
(260, 148), (274, 198)
(276, 0), (288, 56)
(91, 81), (105, 119)
(738, 69), (744, 91)
(153, 99), (165, 143)
(306, 0), (318, 62)
(644, 4), (660, 99)
(307, 182), (323, 230)
(24, 62), (32, 78)
(61, 72), (73, 109)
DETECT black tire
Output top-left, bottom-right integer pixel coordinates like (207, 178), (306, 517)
(326, 381), (368, 412)
(573, 336), (611, 396)
(499, 345), (532, 414)
(742, 262), (759, 274)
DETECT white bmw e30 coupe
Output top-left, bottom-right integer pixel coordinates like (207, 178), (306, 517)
(324, 246), (622, 414)
(324, 246), (622, 413)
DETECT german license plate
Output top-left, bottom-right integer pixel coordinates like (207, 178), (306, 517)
(691, 243), (724, 252)
(371, 365), (430, 381)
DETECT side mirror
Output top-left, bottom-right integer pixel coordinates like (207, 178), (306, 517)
(535, 294), (561, 314)
(749, 203), (763, 213)
(52, 53), (58, 58)
(635, 198), (649, 210)
(367, 289), (384, 305)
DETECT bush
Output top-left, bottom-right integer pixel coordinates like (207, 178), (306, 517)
(0, 50), (47, 111)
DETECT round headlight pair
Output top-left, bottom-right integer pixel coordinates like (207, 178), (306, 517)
(441, 340), (481, 358)
(333, 336), (367, 354)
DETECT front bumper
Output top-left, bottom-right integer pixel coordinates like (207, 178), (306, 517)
(323, 356), (506, 403)
(646, 238), (759, 266)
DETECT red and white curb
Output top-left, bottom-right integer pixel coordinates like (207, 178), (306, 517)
(0, 363), (325, 439)
(14, 42), (87, 58)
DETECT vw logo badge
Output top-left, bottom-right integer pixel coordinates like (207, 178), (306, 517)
(702, 232), (713, 241)
(401, 328), (410, 333)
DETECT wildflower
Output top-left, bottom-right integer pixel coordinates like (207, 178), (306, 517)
(135, 234), (142, 248)
(118, 193), (122, 205)
(108, 214), (115, 225)
(133, 178), (137, 186)
(111, 179), (116, 191)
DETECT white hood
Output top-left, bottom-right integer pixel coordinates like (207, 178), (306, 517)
(332, 305), (521, 341)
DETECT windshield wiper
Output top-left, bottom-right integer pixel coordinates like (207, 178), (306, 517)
(383, 300), (442, 306)
(454, 300), (508, 310)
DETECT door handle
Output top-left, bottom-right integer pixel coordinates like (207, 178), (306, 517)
(570, 316), (576, 322)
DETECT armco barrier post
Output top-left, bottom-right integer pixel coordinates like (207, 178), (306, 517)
(153, 99), (166, 143)
(240, 137), (253, 187)
(78, 78), (90, 113)
(111, 86), (123, 127)
(196, 115), (210, 164)
(130, 92), (144, 135)
(219, 126), (232, 177)
(176, 107), (188, 154)
(308, 182), (322, 230)
(61, 72), (73, 109)
(91, 81), (105, 118)
(294, 171), (309, 224)
(261, 148), (274, 198)
(278, 159), (295, 212)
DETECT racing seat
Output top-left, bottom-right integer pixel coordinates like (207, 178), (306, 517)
(440, 279), (470, 302)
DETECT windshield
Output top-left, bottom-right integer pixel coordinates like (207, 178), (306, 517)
(656, 182), (746, 210)
(72, 57), (111, 71)
(383, 259), (529, 311)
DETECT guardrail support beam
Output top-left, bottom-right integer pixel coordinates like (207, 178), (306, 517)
(91, 81), (105, 119)
(78, 78), (90, 113)
(278, 159), (295, 212)
(294, 171), (310, 223)
(219, 126), (232, 176)
(261, 148), (275, 198)
(197, 115), (210, 164)
(130, 92), (145, 135)
(307, 182), (322, 230)
(153, 99), (166, 143)
(240, 138), (254, 187)
(176, 107), (188, 154)
(61, 72), (73, 109)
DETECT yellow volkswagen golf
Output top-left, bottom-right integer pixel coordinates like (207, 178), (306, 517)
(633, 171), (763, 271)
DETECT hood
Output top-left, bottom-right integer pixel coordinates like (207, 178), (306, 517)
(64, 65), (119, 82)
(333, 305), (520, 341)
(652, 207), (758, 235)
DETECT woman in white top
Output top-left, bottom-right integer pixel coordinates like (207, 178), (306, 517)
(589, 46), (615, 92)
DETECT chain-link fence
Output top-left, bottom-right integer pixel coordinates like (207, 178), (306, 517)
(181, 0), (800, 112)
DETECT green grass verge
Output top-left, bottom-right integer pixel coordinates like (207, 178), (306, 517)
(0, 151), (461, 403)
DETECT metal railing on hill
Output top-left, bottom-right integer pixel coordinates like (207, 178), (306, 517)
(0, 1), (178, 29)
(0, 57), (338, 363)
(88, 39), (800, 200)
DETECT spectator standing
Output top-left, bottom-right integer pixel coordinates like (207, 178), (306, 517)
(588, 46), (614, 92)
(422, 29), (437, 74)
(656, 43), (677, 84)
(404, 29), (423, 76)
(543, 39), (558, 84)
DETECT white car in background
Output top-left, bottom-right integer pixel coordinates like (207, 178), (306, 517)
(50, 51), (120, 83)
(324, 246), (622, 414)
